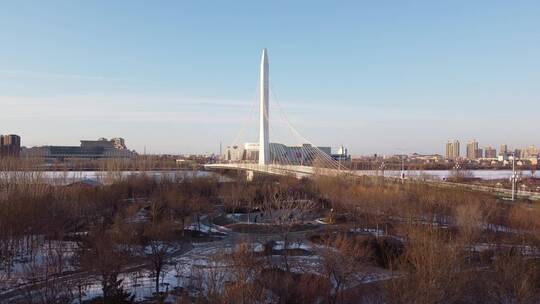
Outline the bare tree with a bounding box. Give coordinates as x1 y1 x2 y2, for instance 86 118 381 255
77 225 134 303
23 241 77 304
316 234 370 304
222 242 265 304
139 221 177 295
166 190 194 236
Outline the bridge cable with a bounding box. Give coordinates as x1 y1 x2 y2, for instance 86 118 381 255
269 86 342 170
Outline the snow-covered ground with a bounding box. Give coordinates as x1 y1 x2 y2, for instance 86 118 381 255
0 238 78 292
185 222 226 235
76 240 235 302
1 232 392 303
349 227 386 237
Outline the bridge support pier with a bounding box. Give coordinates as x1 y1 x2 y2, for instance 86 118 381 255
246 170 254 182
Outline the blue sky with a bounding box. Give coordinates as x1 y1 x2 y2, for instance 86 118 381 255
1 1 539 155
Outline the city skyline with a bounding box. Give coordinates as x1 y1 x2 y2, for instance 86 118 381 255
445 138 539 161
9 132 540 158
1 1 540 155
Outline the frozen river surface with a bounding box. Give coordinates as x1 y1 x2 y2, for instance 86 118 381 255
356 170 539 180
1 169 537 185
0 170 223 185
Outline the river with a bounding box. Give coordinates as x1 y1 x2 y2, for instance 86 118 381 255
355 169 539 180
0 169 537 185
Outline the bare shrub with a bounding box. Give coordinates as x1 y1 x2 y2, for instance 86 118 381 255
384 226 472 304
486 248 540 303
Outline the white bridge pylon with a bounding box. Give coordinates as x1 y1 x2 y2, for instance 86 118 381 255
206 49 345 178
259 48 270 165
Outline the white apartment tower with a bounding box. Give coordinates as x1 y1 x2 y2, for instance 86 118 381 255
445 139 460 160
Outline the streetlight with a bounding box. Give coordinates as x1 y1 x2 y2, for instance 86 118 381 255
451 162 461 181
394 148 408 182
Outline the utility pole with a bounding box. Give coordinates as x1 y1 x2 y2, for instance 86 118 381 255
511 152 517 201
400 155 405 183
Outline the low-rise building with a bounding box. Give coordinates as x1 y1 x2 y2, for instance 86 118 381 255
332 145 351 161
22 137 136 161
410 153 444 163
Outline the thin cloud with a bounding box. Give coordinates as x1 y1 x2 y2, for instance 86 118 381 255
0 69 130 82
0 94 254 124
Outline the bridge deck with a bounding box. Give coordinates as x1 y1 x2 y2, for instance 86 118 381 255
204 163 349 178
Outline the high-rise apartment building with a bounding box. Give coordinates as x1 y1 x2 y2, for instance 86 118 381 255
484 146 497 158
522 145 539 158
499 144 508 156
1 134 21 157
453 140 460 159
445 141 453 159
466 140 479 160
475 148 483 159
445 140 460 160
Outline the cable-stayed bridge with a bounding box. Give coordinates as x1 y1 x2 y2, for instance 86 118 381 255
202 50 540 201
205 49 348 179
